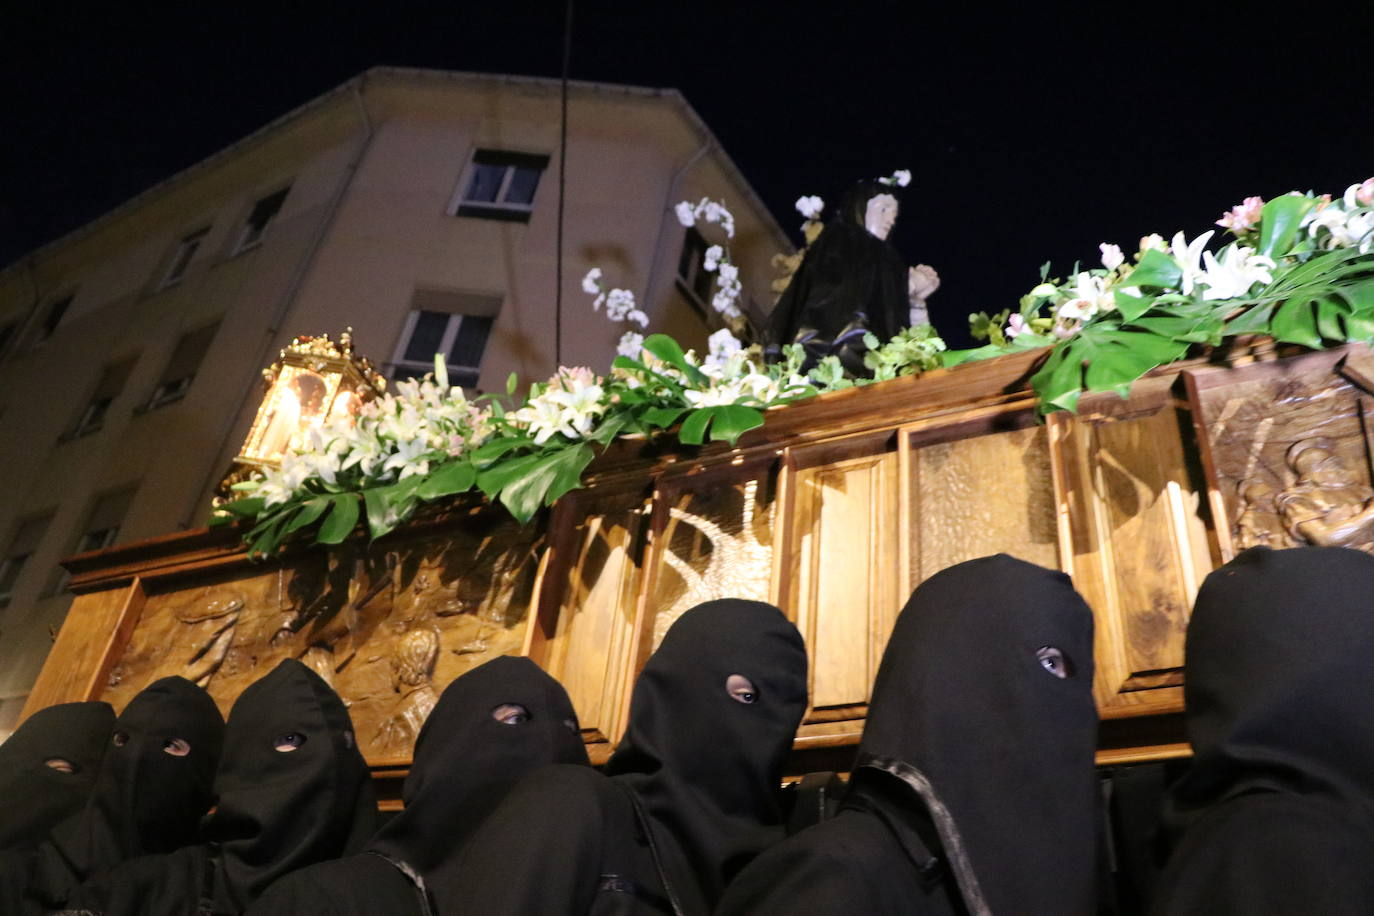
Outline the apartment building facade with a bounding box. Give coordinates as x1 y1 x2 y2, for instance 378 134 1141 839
0 67 789 736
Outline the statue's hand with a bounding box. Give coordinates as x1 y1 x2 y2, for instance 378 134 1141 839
908 264 940 300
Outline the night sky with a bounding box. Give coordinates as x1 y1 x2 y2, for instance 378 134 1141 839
3 2 1371 346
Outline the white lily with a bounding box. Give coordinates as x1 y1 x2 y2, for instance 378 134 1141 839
381 436 432 480
1169 230 1215 295
1198 245 1276 301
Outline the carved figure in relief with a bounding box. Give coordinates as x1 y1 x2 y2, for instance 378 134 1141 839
373 626 441 751
655 479 772 647
174 591 245 687
1276 438 1374 550
1234 479 1287 550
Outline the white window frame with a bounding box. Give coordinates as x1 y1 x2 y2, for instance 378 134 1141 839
233 187 290 255
447 150 548 219
390 311 492 388
159 227 210 289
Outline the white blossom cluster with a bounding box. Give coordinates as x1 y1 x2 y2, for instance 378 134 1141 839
247 376 494 507
877 169 912 188
1300 180 1374 254
509 366 607 446
582 267 649 359
675 197 736 238
794 195 825 220
674 197 743 324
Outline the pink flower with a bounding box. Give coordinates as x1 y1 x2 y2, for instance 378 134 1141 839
1358 179 1374 207
1314 193 1333 211
1217 196 1264 233
1005 313 1027 339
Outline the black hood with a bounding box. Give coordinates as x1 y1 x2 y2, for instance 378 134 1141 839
1166 546 1374 823
0 701 114 851
853 555 1098 915
374 654 590 912
47 677 224 881
607 599 809 915
204 658 376 912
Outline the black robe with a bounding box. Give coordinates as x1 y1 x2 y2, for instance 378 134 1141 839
764 180 910 373
449 599 809 916
0 701 114 852
247 655 591 916
1150 546 1374 915
8 677 223 913
67 658 377 916
718 555 1101 915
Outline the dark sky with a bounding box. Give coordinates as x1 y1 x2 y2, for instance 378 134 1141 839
3 2 1371 346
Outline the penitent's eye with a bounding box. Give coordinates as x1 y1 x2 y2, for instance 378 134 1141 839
112 731 129 748
726 674 758 705
44 758 77 774
274 732 308 752
1036 646 1074 679
491 703 530 725
162 738 191 757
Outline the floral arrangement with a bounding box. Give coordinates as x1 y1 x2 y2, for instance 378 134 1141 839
673 197 746 333
955 178 1374 411
216 179 1374 554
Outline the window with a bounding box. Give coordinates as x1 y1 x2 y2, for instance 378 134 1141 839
391 291 500 389
144 322 219 410
77 488 135 554
234 187 289 253
69 358 136 439
29 294 72 347
450 150 549 222
676 227 713 306
0 514 51 609
159 227 210 288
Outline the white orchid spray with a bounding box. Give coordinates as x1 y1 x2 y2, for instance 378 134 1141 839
674 196 746 331
582 267 650 358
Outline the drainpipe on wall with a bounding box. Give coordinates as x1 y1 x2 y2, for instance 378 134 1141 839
641 139 712 313
178 76 377 529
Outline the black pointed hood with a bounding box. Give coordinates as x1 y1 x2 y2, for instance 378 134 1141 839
0 701 114 852
373 654 590 912
204 658 376 912
607 599 809 915
1166 545 1374 822
853 555 1098 915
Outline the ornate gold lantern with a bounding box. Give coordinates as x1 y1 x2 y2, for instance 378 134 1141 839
219 329 385 496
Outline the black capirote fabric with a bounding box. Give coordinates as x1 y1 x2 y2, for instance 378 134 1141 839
0 701 115 852
719 554 1099 916
605 598 809 915
1151 546 1374 914
26 677 224 908
764 179 910 369
248 654 591 916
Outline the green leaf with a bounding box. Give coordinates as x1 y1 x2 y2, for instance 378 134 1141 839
1031 324 1189 413
470 436 531 468
1315 297 1348 342
284 497 331 534
1223 302 1277 335
641 406 688 429
476 453 547 499
497 444 595 523
219 497 266 518
246 514 290 559
418 460 477 500
317 494 361 544
1125 249 1183 290
1258 195 1316 258
705 404 764 445
678 407 715 445
506 372 518 396
588 412 632 447
1270 298 1322 348
1127 315 1223 344
641 334 708 386
362 486 397 540
1344 312 1374 343
1336 279 1374 314
1113 288 1157 322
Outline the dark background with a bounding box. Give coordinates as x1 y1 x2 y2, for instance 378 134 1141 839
3 2 1371 346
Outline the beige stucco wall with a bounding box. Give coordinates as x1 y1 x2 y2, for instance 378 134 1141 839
0 69 789 737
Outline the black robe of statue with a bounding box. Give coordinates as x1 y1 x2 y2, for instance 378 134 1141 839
67 658 377 916
246 655 591 916
764 180 910 373
718 555 1101 916
2 678 223 914
448 599 809 916
1149 546 1374 915
0 701 115 853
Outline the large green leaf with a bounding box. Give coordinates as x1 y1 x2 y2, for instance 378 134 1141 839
476 453 547 499
678 407 714 445
1223 302 1277 335
940 343 1016 368
317 494 361 544
706 404 765 444
1125 249 1183 290
1113 288 1157 322
1270 298 1322 348
641 406 689 429
418 460 477 500
219 497 266 518
641 334 708 386
1127 314 1224 344
497 443 595 523
469 436 531 468
283 497 331 534
1032 323 1189 411
1257 195 1315 259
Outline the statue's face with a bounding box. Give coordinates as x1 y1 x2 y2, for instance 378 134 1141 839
864 193 898 240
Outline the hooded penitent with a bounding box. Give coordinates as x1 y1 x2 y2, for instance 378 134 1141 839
764 179 910 372
853 554 1098 914
27 677 224 906
204 657 377 913
0 701 114 852
607 598 810 915
718 555 1098 916
1151 546 1374 914
247 655 592 916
